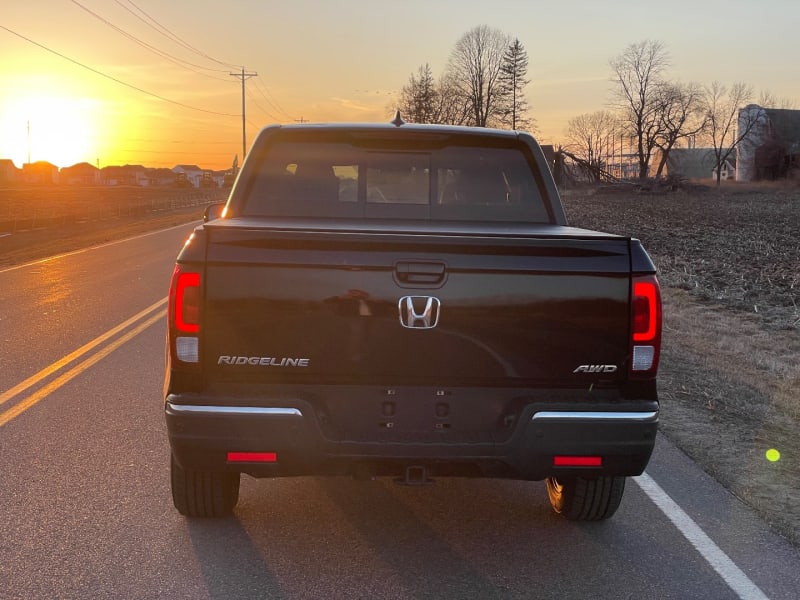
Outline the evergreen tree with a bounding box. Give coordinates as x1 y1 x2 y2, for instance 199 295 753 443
499 39 532 130
399 64 437 124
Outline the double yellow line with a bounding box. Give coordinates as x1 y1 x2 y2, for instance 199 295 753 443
0 298 167 428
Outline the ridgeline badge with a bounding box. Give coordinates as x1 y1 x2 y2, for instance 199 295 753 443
218 356 310 367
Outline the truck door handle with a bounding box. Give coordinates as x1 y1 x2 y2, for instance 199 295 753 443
395 261 446 286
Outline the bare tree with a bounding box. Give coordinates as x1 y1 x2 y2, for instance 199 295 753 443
398 65 471 126
499 38 532 131
565 111 619 181
447 25 511 127
758 90 797 109
610 40 670 179
703 81 758 186
433 71 471 126
653 82 708 177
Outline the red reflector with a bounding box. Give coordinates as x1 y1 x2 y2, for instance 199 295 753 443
632 281 658 342
227 452 277 463
554 456 603 467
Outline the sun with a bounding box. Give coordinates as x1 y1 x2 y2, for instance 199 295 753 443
0 92 100 168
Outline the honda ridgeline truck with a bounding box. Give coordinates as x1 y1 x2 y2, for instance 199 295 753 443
164 117 662 520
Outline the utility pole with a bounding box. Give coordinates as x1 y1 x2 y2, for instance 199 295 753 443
230 67 257 162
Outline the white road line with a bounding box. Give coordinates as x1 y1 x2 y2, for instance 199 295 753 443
635 473 769 600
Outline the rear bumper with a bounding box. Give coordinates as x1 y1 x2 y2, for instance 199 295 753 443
165 393 658 480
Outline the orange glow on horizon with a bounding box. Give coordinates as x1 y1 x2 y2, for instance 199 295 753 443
0 73 247 170
0 91 102 169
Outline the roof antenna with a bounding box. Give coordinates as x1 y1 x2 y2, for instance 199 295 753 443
391 110 405 127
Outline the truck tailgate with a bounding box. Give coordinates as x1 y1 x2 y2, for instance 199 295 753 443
201 221 632 388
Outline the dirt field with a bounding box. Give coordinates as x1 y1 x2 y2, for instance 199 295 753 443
563 182 799 546
1 183 798 545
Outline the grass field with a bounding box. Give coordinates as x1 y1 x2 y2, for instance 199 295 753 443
2 182 798 545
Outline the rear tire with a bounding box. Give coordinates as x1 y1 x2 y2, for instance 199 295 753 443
546 475 625 521
170 455 240 517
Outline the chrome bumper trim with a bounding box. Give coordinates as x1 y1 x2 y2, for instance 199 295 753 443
532 411 658 422
167 403 303 417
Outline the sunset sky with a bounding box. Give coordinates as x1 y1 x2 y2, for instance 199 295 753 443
2 0 799 170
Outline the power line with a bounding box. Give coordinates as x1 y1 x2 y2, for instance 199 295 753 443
246 87 282 122
0 24 239 118
69 0 233 82
81 0 292 126
124 138 236 145
117 148 237 156
253 78 293 120
122 0 240 70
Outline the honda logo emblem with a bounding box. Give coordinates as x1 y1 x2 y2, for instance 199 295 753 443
398 296 441 329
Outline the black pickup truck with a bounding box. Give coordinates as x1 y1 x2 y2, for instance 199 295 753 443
164 118 662 520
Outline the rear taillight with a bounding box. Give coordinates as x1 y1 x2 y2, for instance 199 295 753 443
169 265 201 363
630 275 662 376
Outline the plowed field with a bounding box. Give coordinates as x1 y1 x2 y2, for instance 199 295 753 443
563 182 799 545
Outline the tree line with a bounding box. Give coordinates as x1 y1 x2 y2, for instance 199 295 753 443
398 25 532 131
398 32 795 186
568 40 794 185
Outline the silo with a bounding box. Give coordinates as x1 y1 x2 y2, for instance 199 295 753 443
736 104 769 181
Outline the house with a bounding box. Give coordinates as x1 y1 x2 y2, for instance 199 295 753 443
22 161 59 184
100 164 147 186
144 167 178 186
737 105 800 181
667 148 735 181
0 159 22 184
61 162 100 185
172 165 205 188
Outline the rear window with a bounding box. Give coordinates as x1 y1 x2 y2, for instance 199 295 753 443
237 131 551 223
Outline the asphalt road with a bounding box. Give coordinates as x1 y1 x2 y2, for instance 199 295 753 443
1 224 798 599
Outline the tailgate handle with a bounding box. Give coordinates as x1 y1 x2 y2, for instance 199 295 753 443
395 261 446 285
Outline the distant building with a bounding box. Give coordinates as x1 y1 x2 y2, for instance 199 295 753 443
540 145 555 174
713 157 736 181
737 105 800 181
100 164 147 186
173 165 205 188
0 159 22 184
145 167 178 186
61 162 100 185
667 148 735 181
23 161 59 184
1 160 225 187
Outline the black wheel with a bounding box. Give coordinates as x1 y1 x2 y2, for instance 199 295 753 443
170 455 240 517
546 475 626 521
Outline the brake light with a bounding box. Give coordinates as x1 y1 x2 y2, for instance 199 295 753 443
169 265 201 363
175 272 200 333
630 275 662 374
633 282 658 341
